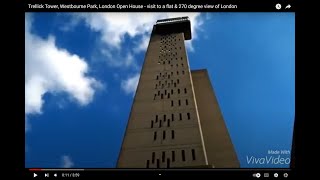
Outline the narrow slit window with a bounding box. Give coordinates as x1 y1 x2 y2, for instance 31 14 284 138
186 99 188 105
171 89 173 94
177 79 179 84
158 91 160 96
151 120 154 128
162 84 164 88
179 113 182 120
157 159 160 168
168 75 170 79
159 120 162 128
174 83 176 87
171 100 173 106
154 94 156 100
146 160 149 168
171 72 173 76
179 100 181 106
163 131 166 140
165 90 167 95
164 114 166 122
154 132 157 141
171 130 174 139
156 115 158 122
177 71 179 75
181 63 184 67
181 57 183 60
182 70 185 75
167 158 170 168
168 120 170 127
156 75 159 80
172 114 174 121
161 94 163 99
184 88 187 94
168 93 170 98
152 152 155 163
172 151 175 162
162 151 165 162
187 113 190 120
178 89 180 94
192 149 196 160
156 84 157 89
182 150 185 161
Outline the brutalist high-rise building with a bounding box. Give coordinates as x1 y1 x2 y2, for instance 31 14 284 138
117 17 239 168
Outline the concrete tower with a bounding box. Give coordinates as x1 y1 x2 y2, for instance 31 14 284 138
117 17 239 168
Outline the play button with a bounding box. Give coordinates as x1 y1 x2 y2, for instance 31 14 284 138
33 173 37 178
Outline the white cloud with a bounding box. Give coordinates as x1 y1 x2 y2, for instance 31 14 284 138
121 74 140 95
70 13 203 52
25 14 101 116
61 155 74 168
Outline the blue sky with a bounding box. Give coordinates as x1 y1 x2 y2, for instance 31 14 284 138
25 13 295 168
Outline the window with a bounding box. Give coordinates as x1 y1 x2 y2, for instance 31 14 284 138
171 130 175 139
192 149 196 160
167 159 170 168
171 100 173 106
172 114 174 121
151 120 154 128
177 71 179 75
159 120 162 128
168 119 170 127
182 63 184 67
171 89 173 94
187 113 190 120
160 73 162 76
168 60 170 64
156 75 158 80
186 99 188 105
172 151 175 162
182 150 185 161
179 113 182 120
155 84 157 89
168 75 170 79
163 131 166 140
162 84 164 88
171 72 173 76
177 79 179 84
178 89 180 94
152 152 155 163
182 70 185 75
161 94 163 99
181 57 183 60
168 94 170 98
184 88 187 94
162 151 165 162
164 114 166 122
146 160 149 168
154 132 157 141
157 159 160 168
154 94 156 100
165 90 167 95
179 100 181 106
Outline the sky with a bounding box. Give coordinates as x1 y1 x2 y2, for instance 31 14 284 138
25 13 295 168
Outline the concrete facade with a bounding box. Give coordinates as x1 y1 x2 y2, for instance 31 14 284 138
117 17 239 168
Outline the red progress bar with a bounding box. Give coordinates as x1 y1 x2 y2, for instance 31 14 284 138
29 169 42 171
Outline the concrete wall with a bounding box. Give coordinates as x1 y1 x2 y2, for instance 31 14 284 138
191 69 240 168
117 29 207 168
